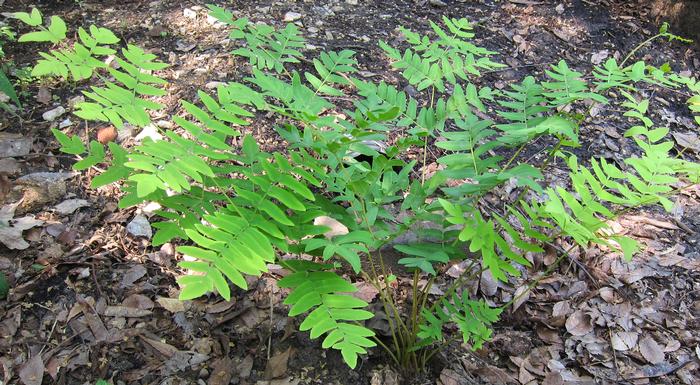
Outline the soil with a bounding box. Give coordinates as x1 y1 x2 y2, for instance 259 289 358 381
1 1 700 385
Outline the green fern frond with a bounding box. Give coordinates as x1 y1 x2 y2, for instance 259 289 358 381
278 271 375 369
419 294 500 349
305 50 357 96
543 60 607 105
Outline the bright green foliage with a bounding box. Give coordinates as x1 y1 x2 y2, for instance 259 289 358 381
0 70 19 107
381 16 504 92
32 25 118 80
14 8 66 44
305 50 357 96
17 15 167 128
543 60 608 106
31 5 699 371
208 5 305 74
0 25 19 108
278 271 376 369
419 294 501 349
74 45 167 128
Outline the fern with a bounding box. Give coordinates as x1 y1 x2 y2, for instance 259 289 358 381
14 8 67 44
382 16 504 92
305 50 358 96
74 45 168 128
34 6 700 372
278 270 375 369
418 294 500 350
210 7 305 74
542 60 607 106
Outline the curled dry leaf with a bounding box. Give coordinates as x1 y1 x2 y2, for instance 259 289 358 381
611 331 638 351
565 310 593 336
639 336 664 364
0 203 44 250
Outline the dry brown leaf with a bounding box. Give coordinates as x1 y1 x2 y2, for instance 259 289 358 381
208 357 233 385
673 132 700 152
36 87 52 104
120 265 147 287
19 355 44 385
511 285 530 313
237 354 254 378
639 336 664 364
206 300 235 314
141 336 179 358
565 311 593 336
313 215 349 238
437 368 461 385
122 294 155 310
103 305 152 317
157 297 186 313
542 372 563 385
519 365 536 384
480 270 498 296
352 281 379 302
264 347 292 380
611 331 638 351
0 203 44 250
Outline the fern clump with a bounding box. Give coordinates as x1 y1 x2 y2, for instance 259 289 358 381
14 5 700 372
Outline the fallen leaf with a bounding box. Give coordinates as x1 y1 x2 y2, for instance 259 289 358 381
141 336 179 358
264 347 292 380
639 336 664 364
103 306 152 317
19 355 44 385
53 199 90 215
565 310 593 336
673 132 700 153
120 265 147 287
208 357 233 385
611 331 638 351
352 281 379 302
157 297 186 313
36 87 52 104
122 294 155 310
591 49 609 65
542 372 563 385
480 269 499 296
511 285 530 313
437 368 461 385
238 354 254 378
313 216 349 238
0 203 44 250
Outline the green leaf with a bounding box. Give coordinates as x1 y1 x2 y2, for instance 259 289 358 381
14 8 43 27
0 70 20 107
52 129 86 155
614 236 639 262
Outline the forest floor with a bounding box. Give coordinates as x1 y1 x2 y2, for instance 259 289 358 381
1 0 700 384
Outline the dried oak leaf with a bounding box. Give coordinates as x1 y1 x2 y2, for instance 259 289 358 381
0 203 43 250
639 336 664 364
611 331 638 351
565 310 593 336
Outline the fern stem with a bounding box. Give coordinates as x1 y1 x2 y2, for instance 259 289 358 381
621 33 664 67
420 86 436 185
